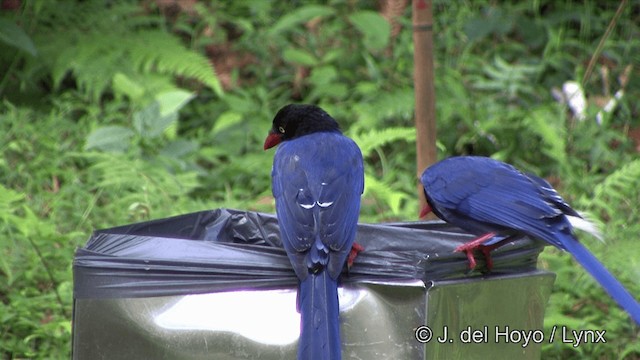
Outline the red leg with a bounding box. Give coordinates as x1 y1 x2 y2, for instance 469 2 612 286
463 248 477 269
454 232 497 253
478 237 515 270
454 232 496 269
480 246 494 270
419 204 432 218
347 242 364 270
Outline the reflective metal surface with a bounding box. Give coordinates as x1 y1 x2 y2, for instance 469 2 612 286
73 281 425 359
425 270 555 359
73 271 554 359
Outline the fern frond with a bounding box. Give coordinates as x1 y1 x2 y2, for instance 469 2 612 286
52 32 127 100
593 159 640 201
523 106 567 165
349 127 415 157
30 2 221 101
349 88 414 129
129 31 222 96
86 152 199 217
0 183 25 220
587 159 640 221
363 173 410 215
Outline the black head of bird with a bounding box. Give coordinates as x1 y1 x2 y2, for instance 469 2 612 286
263 104 341 150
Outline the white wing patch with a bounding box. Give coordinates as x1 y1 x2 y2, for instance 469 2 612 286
296 182 334 209
317 201 333 208
297 201 334 209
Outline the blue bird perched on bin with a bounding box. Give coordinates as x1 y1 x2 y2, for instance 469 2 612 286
264 104 364 360
420 156 640 324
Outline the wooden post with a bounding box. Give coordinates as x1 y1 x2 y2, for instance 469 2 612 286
412 0 437 216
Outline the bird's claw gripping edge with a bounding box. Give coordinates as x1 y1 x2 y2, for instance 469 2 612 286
454 232 497 270
347 242 364 271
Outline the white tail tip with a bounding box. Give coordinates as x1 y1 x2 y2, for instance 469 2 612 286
568 215 604 242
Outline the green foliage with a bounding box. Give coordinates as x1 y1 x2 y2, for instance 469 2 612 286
0 110 76 358
1 0 639 358
85 90 196 153
0 18 37 56
351 127 415 158
86 152 202 220
585 158 640 226
1 1 221 103
269 5 335 35
348 11 391 51
540 242 640 358
351 127 416 218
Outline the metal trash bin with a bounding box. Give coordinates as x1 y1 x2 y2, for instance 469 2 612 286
72 208 554 359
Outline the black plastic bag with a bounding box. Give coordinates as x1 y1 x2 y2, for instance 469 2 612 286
74 208 543 299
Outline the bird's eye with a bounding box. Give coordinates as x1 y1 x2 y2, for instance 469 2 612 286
278 126 285 133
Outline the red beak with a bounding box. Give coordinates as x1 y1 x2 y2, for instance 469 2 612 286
419 203 432 218
263 132 282 150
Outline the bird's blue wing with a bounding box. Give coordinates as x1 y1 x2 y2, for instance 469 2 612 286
524 173 581 218
272 132 364 280
422 156 569 248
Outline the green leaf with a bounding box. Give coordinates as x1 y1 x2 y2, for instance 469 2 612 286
308 66 338 87
0 183 24 216
133 101 177 139
212 111 243 135
348 11 391 50
525 106 566 164
350 127 416 157
155 89 195 116
131 30 223 96
463 17 494 42
112 72 145 100
364 174 407 214
159 139 199 158
85 126 134 152
320 49 344 63
307 83 348 101
0 19 37 56
282 48 318 66
515 16 546 49
589 159 640 220
463 7 513 42
269 5 334 34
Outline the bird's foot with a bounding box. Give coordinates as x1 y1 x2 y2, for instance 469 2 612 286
479 245 495 270
478 236 517 270
419 203 432 218
459 248 478 269
347 242 364 271
454 232 496 270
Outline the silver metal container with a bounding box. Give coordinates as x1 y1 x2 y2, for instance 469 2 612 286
72 209 553 359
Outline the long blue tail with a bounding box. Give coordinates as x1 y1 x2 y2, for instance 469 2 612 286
298 270 341 360
560 234 640 324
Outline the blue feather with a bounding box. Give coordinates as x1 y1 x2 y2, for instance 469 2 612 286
559 232 640 324
273 132 363 280
271 118 363 360
298 270 340 360
421 156 640 324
